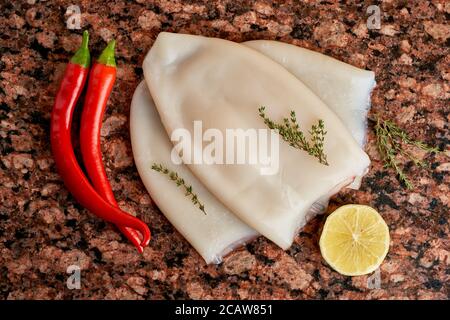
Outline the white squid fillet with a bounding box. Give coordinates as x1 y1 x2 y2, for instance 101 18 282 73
244 40 376 148
243 41 375 189
130 81 258 264
143 32 371 250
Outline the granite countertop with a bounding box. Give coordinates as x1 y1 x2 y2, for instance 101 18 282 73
0 0 448 300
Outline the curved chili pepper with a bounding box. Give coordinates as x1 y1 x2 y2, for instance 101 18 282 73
80 40 145 252
50 31 150 248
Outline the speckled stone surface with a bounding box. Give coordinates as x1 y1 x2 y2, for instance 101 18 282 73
0 0 449 300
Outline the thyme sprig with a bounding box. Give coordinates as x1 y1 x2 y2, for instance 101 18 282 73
151 163 206 214
374 116 440 189
258 106 328 165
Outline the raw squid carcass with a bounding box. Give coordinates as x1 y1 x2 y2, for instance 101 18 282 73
130 81 258 264
244 40 376 148
143 32 371 250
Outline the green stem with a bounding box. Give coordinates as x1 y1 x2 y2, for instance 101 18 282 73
70 30 90 68
97 39 116 67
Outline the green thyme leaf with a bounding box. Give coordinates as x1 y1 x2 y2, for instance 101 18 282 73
151 163 206 215
258 106 328 165
373 116 441 190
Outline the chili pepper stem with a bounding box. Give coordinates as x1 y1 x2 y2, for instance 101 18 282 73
97 40 116 67
70 30 91 68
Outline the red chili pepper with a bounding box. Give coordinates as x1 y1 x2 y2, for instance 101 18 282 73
80 40 145 252
50 31 150 248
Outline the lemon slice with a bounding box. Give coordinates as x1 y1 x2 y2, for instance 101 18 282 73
319 204 390 276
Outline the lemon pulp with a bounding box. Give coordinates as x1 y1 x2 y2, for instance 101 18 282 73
319 204 390 276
